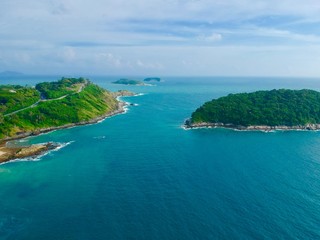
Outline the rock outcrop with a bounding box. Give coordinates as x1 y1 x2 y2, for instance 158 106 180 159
184 119 320 131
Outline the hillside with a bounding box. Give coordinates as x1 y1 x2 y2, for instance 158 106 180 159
187 89 320 130
0 85 40 115
0 78 119 140
36 77 87 99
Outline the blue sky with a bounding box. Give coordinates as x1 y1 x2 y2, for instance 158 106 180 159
1 0 320 76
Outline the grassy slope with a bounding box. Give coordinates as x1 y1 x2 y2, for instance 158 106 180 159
0 86 40 114
0 82 118 139
35 77 87 99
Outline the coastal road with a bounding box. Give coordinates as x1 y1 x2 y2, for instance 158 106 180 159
4 100 41 117
4 82 87 117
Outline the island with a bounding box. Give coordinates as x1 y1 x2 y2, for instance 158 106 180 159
185 89 320 131
0 77 133 163
144 77 161 82
112 78 147 86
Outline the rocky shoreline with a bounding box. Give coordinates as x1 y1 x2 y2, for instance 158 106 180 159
0 91 134 164
0 142 59 164
184 119 320 131
2 101 127 143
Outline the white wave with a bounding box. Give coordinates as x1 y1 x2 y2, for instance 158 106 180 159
96 108 129 124
123 105 129 113
134 93 146 96
118 93 145 99
181 125 191 130
0 141 75 165
51 141 74 153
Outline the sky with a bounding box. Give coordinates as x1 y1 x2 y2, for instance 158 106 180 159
1 0 320 77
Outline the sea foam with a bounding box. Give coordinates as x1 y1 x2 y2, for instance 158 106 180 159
0 141 75 165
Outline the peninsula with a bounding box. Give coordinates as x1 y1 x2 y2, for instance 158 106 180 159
0 77 133 163
185 89 320 131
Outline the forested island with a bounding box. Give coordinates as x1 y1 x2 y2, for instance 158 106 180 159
185 89 320 131
0 77 132 163
144 77 161 82
112 78 147 86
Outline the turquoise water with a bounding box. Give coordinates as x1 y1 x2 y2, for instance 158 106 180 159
1 76 320 239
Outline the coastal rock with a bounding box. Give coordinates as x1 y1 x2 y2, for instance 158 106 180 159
0 142 59 163
113 90 136 97
14 142 57 158
184 119 320 131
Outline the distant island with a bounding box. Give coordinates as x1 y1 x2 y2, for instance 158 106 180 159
112 79 148 86
185 89 320 131
144 77 161 82
0 77 133 163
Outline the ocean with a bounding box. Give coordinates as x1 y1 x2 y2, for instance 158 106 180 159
1 76 320 239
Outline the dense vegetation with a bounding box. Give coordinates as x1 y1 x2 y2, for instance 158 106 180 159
36 77 87 99
144 77 161 82
0 85 40 115
191 89 320 127
112 79 145 85
0 79 118 139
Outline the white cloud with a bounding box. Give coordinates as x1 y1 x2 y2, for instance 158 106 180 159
197 33 223 42
136 60 164 69
58 47 76 62
1 0 320 76
95 52 164 70
95 53 124 68
254 27 320 42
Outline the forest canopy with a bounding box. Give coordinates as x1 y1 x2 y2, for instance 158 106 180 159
190 89 320 127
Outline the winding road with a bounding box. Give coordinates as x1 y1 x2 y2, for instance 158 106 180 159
4 81 87 117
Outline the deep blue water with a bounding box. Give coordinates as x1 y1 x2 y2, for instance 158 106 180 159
1 76 320 239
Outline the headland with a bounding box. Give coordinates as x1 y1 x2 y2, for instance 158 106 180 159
0 78 135 163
